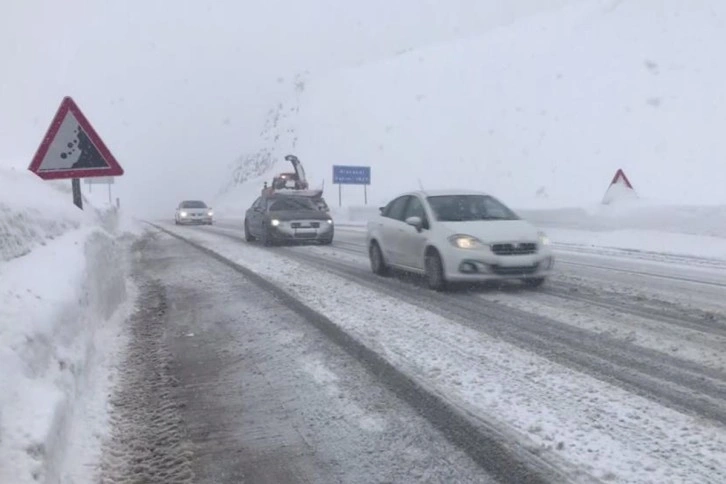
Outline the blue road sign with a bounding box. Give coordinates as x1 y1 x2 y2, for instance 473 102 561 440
333 165 371 185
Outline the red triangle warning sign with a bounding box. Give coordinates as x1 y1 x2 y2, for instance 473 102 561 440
603 168 637 204
28 97 124 180
610 169 633 189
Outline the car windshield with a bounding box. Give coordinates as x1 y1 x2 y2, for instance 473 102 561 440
426 195 519 222
268 197 316 211
181 201 207 209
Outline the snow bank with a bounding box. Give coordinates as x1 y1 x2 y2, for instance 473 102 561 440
0 170 138 483
518 203 726 239
0 169 92 262
223 0 726 209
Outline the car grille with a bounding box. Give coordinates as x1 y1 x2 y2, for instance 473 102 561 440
491 242 538 256
291 222 320 228
491 264 539 275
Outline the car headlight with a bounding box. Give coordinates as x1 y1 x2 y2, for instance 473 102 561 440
270 219 280 227
180 211 188 217
208 211 214 216
448 234 484 249
538 231 551 246
326 219 333 224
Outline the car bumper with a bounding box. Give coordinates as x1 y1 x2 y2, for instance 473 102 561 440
442 248 554 282
178 216 213 224
269 221 334 242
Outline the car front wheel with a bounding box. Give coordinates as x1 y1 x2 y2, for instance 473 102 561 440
425 250 447 291
369 242 389 276
244 219 255 241
260 226 274 246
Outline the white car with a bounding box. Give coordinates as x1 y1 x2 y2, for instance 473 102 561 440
366 190 554 290
175 200 214 225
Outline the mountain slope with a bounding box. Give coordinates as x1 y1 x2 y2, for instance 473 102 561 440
219 0 726 210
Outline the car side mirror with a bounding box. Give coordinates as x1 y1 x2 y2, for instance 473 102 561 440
405 216 423 232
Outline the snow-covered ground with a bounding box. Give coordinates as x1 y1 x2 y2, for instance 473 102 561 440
0 169 139 484
161 222 726 483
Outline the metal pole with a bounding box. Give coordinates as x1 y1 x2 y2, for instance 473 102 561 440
338 183 342 207
364 184 368 205
72 178 83 210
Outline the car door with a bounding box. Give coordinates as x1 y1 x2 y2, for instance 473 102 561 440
397 195 431 270
377 196 411 266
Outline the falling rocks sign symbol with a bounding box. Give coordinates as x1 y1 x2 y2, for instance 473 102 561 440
28 96 124 180
62 125 106 169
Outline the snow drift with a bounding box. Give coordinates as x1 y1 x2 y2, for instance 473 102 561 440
0 169 89 262
218 0 726 210
0 169 138 483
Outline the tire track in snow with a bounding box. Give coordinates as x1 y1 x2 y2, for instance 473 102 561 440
99 273 194 484
321 229 726 338
543 282 726 338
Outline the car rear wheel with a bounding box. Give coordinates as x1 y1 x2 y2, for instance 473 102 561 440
425 250 447 291
369 242 389 276
244 219 255 241
523 277 546 288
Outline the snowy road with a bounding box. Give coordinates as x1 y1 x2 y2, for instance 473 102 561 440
142 219 726 483
101 230 501 484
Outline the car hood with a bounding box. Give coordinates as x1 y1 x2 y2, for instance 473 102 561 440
438 219 539 243
269 210 331 221
179 208 209 214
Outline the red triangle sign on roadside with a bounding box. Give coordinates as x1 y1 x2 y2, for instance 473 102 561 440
609 168 633 189
602 168 637 204
28 96 124 180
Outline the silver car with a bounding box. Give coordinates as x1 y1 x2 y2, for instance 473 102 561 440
244 194 334 246
175 200 214 225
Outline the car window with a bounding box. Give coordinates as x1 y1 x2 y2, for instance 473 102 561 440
268 197 316 211
384 196 410 221
181 201 207 209
403 196 430 229
426 195 519 221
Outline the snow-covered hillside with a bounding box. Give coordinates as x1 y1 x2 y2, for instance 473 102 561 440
218 0 726 211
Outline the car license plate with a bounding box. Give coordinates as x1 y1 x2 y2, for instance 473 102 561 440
294 230 317 239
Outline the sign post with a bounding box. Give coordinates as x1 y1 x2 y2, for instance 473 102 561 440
72 178 82 209
332 165 371 207
28 96 124 210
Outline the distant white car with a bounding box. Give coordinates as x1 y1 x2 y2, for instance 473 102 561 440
366 190 554 290
175 200 214 225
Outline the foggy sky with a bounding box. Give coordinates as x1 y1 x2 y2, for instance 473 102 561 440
1 0 579 216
